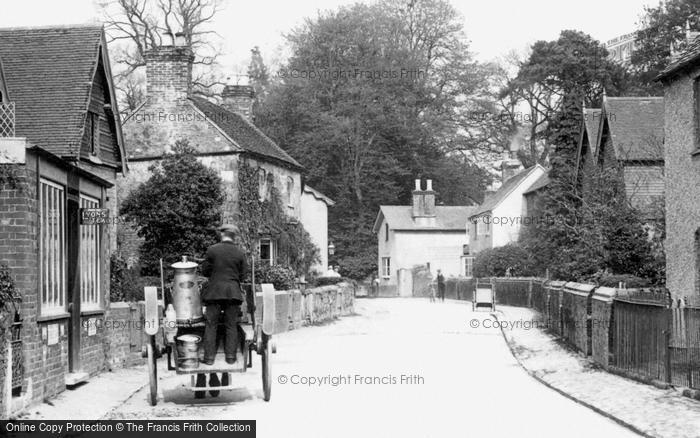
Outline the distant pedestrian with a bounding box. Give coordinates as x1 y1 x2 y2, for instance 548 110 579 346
428 283 436 303
437 270 445 302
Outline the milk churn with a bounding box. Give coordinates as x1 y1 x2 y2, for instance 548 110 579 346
171 256 204 324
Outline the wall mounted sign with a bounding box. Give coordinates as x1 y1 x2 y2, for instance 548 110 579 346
80 208 109 225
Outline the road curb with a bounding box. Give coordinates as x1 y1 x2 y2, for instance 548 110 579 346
492 311 655 438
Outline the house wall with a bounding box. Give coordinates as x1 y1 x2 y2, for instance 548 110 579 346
300 191 328 274
376 217 395 294
80 56 120 167
469 213 493 254
470 167 545 255
0 150 115 409
378 227 467 290
663 69 700 301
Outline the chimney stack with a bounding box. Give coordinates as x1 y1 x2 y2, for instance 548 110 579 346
412 179 436 226
222 84 255 120
144 35 194 106
501 151 523 184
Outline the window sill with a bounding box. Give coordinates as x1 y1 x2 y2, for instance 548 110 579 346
37 312 70 322
87 154 103 165
81 309 105 316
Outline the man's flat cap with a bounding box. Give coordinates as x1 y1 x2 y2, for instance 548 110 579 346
218 224 240 234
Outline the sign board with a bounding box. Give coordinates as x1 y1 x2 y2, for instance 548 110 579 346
87 318 97 336
80 208 110 225
47 324 59 345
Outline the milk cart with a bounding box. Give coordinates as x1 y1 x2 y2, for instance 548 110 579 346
142 256 276 406
472 279 495 311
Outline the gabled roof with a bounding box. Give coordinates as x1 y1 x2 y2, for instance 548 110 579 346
523 172 550 196
656 35 700 81
190 96 302 170
470 165 544 217
303 185 335 206
373 206 475 232
599 97 664 162
0 24 126 172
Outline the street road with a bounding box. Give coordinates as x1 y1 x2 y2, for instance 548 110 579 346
108 299 640 438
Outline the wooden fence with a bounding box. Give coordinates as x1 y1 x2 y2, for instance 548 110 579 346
478 278 700 391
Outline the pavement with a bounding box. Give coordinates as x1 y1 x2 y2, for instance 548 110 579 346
14 299 662 438
495 305 700 438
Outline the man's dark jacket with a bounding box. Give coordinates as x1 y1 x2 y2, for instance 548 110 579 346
200 241 249 302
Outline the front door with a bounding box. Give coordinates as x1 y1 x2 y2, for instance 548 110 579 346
66 195 81 372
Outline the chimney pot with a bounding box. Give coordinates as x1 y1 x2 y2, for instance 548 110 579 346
414 179 421 191
174 32 186 47
426 179 433 191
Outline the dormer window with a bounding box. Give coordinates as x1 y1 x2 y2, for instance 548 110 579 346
87 112 100 156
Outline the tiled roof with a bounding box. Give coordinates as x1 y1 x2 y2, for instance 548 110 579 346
0 25 105 157
523 172 550 195
190 96 302 169
471 165 542 217
604 97 664 161
657 35 700 80
374 206 475 232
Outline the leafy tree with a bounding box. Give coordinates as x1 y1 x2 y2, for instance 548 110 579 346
120 141 225 275
632 0 700 93
247 46 270 116
256 0 491 279
502 31 631 162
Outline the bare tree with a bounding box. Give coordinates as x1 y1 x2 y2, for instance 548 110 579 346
98 0 226 110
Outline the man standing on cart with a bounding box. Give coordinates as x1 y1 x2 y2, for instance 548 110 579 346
200 224 249 365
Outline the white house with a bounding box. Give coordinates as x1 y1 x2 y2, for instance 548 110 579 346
468 160 546 255
373 179 475 296
300 185 335 274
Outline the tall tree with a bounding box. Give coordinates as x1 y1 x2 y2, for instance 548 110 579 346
98 0 225 112
632 0 700 93
256 0 491 279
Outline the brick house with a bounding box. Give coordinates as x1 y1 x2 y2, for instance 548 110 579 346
118 35 304 265
591 96 665 220
656 38 700 303
0 25 126 410
373 179 475 296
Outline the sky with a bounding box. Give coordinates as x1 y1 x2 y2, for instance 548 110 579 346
0 0 656 71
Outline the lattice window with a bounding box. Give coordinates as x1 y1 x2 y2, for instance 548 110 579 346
80 195 101 310
0 101 15 137
381 257 391 278
40 179 66 316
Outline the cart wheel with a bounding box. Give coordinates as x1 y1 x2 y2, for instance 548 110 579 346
147 335 158 406
261 333 272 402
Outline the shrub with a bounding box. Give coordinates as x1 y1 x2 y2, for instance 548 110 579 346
120 141 225 276
584 271 651 288
248 263 297 290
110 254 160 302
311 276 345 287
473 244 535 278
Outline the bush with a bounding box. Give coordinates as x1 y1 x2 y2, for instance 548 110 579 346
584 271 651 288
248 263 297 290
311 276 345 287
110 254 160 302
473 244 535 278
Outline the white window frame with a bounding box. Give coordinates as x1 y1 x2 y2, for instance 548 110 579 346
463 256 475 278
381 257 391 278
80 194 102 311
40 178 66 316
259 238 276 266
